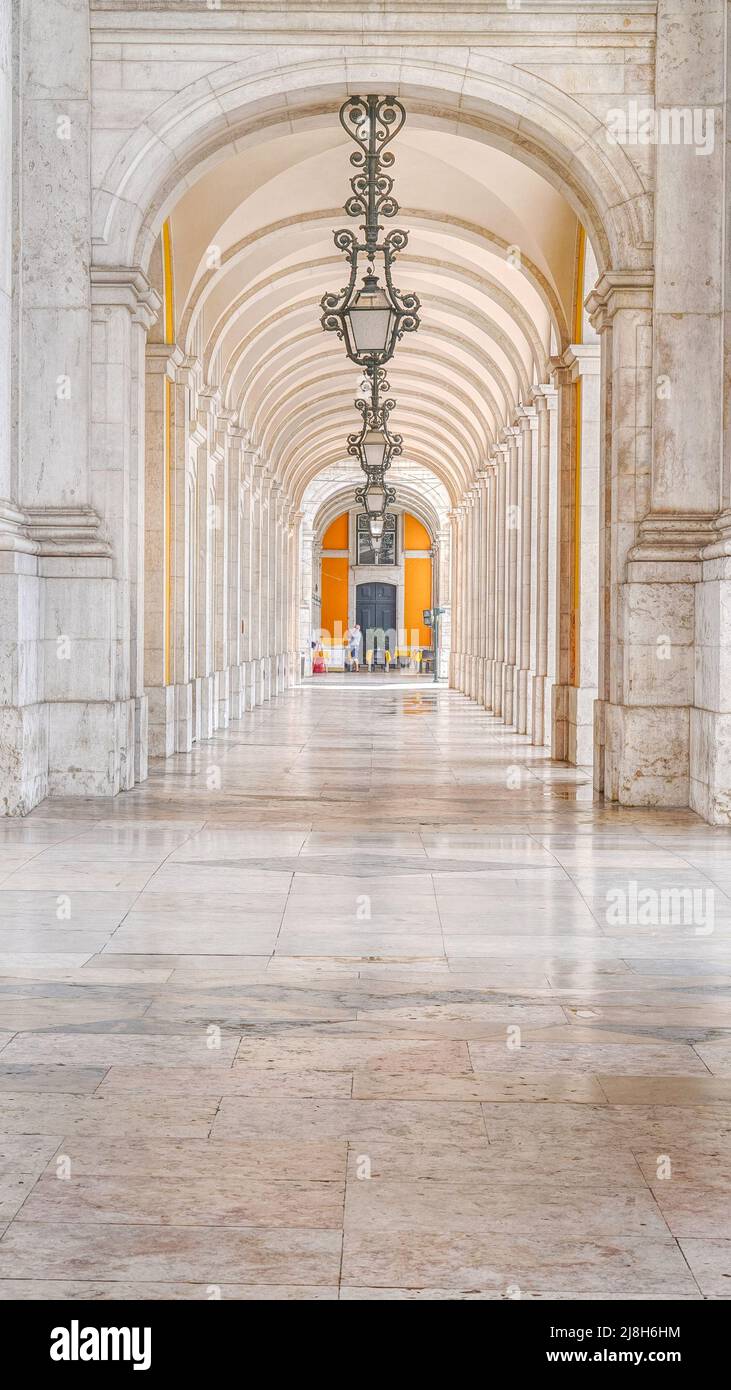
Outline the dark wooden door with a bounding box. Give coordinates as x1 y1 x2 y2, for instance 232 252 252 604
356 582 397 665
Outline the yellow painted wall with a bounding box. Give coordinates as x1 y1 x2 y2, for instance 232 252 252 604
404 512 430 549
320 556 349 642
404 557 432 647
322 512 348 550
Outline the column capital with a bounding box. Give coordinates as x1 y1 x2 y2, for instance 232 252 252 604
146 341 184 379
528 383 557 412
556 342 601 381
91 265 162 331
585 269 654 333
515 403 538 430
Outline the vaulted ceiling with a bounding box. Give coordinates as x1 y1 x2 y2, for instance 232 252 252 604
167 114 582 508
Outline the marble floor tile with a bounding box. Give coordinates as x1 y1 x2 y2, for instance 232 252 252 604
467 1042 708 1075
0 862 160 892
0 1135 64 1225
0 1033 242 1067
0 1222 342 1286
340 1231 697 1296
344 1179 668 1238
19 1173 345 1229
212 1097 488 1144
233 1037 471 1071
0 1093 220 1139
676 1239 731 1297
2 681 730 1300
0 1065 107 1094
0 1280 339 1300
351 1072 606 1103
47 1136 346 1182
597 1075 731 1106
98 1067 352 1098
343 1141 646 1186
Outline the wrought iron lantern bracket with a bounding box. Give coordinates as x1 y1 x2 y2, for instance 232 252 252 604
320 94 421 365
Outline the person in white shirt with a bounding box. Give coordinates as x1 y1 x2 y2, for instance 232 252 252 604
347 623 362 672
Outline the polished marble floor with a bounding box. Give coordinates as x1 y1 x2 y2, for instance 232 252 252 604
1 676 731 1299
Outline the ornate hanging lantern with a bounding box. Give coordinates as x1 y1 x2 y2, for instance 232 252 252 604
321 94 421 367
347 363 402 475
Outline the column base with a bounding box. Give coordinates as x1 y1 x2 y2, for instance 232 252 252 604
603 701 689 807
553 683 596 766
47 697 136 797
568 685 597 767
0 704 49 816
531 673 545 746
492 661 504 717
516 668 530 735
134 695 148 784
483 659 494 710
230 664 245 719
192 677 202 743
690 707 731 824
502 663 515 727
147 684 175 759
198 675 216 741
243 661 257 710
146 682 193 757
215 668 230 730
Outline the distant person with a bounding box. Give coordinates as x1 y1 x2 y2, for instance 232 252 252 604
348 623 362 672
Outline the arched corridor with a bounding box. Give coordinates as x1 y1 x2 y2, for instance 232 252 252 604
2 0 731 1307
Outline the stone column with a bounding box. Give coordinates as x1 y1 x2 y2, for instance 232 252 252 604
144 340 180 758
579 2 728 816
240 448 256 710
530 386 553 745
266 478 278 699
466 487 479 698
299 516 314 676
484 462 497 709
516 407 536 735
449 508 462 689
492 442 508 717
463 500 472 693
290 511 304 684
550 345 601 767
249 460 265 706
502 427 520 727
257 470 272 704
227 426 245 720
0 0 93 810
587 274 656 800
476 471 489 706
572 341 603 767
194 393 218 740
209 406 229 732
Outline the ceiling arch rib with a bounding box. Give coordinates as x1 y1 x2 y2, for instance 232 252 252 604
218 298 525 460
222 309 517 454
197 252 545 393
252 358 497 459
251 364 494 467
254 378 487 476
311 483 448 547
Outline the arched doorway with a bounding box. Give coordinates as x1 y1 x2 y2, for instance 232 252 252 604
356 583 397 667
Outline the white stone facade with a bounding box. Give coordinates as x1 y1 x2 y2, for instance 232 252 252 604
2 1 731 823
